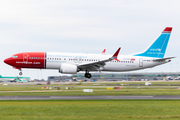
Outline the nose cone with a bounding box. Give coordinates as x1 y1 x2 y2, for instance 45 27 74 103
4 58 11 65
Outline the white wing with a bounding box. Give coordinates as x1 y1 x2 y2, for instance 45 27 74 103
78 48 121 71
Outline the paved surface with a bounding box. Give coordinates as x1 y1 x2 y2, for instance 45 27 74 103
0 95 180 100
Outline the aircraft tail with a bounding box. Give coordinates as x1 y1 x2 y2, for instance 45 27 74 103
134 27 172 58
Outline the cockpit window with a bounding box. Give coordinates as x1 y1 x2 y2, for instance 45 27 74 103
11 56 18 58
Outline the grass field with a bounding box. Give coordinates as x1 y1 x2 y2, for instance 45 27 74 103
0 81 179 96
1 82 180 96
1 88 180 96
0 100 180 120
0 82 180 120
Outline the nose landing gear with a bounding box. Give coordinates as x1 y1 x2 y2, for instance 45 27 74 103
19 71 23 76
13 67 22 76
18 68 22 76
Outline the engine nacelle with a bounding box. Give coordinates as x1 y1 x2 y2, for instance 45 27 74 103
59 63 77 74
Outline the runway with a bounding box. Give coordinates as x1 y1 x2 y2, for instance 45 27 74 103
0 95 180 100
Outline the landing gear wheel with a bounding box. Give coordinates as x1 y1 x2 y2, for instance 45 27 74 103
85 73 91 78
85 73 88 78
19 72 23 76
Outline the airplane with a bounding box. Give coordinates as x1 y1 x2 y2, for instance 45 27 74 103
4 27 174 78
0 75 29 82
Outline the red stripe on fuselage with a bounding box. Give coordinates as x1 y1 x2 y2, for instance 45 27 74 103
7 52 45 69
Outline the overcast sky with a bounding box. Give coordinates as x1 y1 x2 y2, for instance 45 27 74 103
0 0 180 80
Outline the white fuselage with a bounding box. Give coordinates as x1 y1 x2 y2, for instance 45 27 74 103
46 52 169 72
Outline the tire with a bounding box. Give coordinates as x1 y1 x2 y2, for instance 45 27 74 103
84 73 92 78
19 72 23 76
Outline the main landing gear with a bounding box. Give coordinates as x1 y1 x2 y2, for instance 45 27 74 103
84 71 91 78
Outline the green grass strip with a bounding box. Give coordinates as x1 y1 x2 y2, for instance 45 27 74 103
0 100 180 120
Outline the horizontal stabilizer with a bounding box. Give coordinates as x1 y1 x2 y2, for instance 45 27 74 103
153 57 175 62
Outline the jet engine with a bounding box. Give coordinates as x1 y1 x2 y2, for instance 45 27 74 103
59 63 78 74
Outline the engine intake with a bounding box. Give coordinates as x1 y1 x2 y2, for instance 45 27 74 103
59 63 77 74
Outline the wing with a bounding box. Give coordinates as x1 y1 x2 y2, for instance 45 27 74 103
78 48 121 71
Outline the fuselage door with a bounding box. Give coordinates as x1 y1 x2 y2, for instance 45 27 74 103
23 53 28 62
139 58 143 67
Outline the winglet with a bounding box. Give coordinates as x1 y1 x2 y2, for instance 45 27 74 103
102 49 106 53
112 47 121 61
